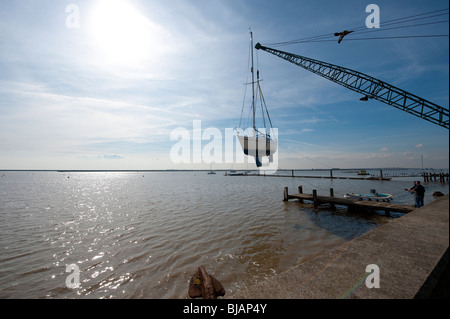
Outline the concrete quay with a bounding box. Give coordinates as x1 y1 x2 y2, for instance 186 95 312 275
230 194 449 299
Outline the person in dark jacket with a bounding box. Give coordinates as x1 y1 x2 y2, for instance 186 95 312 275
407 181 425 208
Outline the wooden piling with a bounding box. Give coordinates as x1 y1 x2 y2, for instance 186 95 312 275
312 189 318 208
423 172 449 183
329 188 335 209
298 186 304 203
283 187 289 202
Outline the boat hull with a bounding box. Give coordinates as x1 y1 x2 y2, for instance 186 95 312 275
237 135 277 167
344 193 393 202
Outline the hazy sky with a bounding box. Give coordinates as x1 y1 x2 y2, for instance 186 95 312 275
0 0 448 170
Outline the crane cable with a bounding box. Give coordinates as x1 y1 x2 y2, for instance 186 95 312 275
265 8 449 47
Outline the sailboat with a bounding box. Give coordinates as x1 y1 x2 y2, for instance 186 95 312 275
236 32 277 167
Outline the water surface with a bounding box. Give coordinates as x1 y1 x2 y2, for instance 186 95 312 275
0 170 447 298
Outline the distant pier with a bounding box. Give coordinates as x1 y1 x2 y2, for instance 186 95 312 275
283 186 414 216
239 169 392 181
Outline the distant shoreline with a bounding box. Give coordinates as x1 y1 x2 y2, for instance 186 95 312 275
0 168 448 173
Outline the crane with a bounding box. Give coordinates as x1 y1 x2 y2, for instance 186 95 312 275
255 43 449 130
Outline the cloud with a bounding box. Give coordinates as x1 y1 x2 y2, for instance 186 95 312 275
103 154 124 160
78 154 124 160
416 144 424 148
380 147 389 152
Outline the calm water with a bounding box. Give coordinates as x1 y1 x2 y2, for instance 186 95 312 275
0 170 448 299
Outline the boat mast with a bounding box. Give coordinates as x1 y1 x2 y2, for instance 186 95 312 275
250 31 256 132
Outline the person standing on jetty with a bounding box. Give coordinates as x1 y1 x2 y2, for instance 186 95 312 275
407 181 425 208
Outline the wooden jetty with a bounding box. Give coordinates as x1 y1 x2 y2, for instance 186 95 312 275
283 186 415 216
257 169 391 181
423 172 449 183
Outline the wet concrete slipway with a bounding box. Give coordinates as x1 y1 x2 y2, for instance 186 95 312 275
230 194 449 299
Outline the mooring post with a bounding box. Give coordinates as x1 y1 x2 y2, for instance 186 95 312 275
329 188 335 209
312 189 318 208
292 170 294 177
298 185 304 203
379 169 383 181
283 187 289 202
330 169 333 179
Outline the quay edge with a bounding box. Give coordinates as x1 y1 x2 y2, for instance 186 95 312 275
229 194 449 299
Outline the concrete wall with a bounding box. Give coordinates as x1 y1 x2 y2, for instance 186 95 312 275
230 195 449 299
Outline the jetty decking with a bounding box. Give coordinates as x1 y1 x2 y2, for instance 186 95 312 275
283 186 414 216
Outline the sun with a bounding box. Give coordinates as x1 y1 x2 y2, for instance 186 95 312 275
88 0 163 67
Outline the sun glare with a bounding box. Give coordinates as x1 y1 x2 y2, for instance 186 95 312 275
88 0 165 67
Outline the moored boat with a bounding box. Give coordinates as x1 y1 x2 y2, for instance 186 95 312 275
344 189 393 202
225 170 245 176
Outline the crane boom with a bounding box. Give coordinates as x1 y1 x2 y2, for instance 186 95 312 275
255 43 449 130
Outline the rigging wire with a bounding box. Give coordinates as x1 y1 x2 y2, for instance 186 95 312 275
265 7 449 47
279 143 335 170
238 37 252 129
287 34 448 44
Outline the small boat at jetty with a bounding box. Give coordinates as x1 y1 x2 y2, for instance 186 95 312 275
344 189 393 202
357 170 369 175
225 170 245 176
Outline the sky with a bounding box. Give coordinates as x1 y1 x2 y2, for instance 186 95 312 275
0 0 448 170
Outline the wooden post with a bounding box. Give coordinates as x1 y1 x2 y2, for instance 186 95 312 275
329 188 335 209
298 186 304 203
292 170 294 177
379 169 383 181
312 189 318 208
330 169 333 179
283 187 289 202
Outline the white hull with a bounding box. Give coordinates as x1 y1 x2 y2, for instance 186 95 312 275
237 134 277 167
344 193 393 202
237 135 277 156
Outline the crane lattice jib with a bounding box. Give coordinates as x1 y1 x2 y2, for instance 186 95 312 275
255 43 449 130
